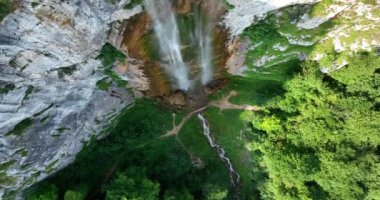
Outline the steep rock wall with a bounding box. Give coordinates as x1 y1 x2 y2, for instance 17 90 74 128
0 0 141 197
224 0 320 36
0 0 356 197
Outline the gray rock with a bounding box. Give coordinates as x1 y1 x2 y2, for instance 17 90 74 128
0 0 141 197
223 0 320 36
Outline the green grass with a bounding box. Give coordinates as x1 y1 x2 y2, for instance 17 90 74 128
204 108 258 197
96 78 111 91
0 83 15 95
242 4 336 69
211 60 300 106
31 2 39 8
359 0 378 4
277 6 335 40
309 0 335 18
15 149 28 157
142 33 160 61
46 160 59 174
0 172 16 186
23 85 34 101
104 68 128 87
0 160 15 172
56 127 68 134
222 0 235 10
124 0 143 9
178 116 231 187
97 43 129 89
202 58 303 198
97 43 125 68
6 118 33 136
178 116 210 158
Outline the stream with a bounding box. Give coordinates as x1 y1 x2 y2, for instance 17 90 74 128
197 113 241 196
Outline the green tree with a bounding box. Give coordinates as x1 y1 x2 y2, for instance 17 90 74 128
103 172 159 200
203 184 228 200
248 52 380 199
164 188 193 200
25 184 58 200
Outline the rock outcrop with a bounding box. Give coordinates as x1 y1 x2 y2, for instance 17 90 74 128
224 0 320 36
0 0 141 197
1 0 376 198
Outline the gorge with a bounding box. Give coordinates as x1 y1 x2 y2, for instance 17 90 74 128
1 0 380 199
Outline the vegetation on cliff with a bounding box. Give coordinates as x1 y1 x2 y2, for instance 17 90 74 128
0 0 13 21
25 100 232 199
22 1 380 200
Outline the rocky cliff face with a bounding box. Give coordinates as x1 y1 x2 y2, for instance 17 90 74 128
224 0 320 36
0 0 141 197
1 0 376 198
225 0 380 75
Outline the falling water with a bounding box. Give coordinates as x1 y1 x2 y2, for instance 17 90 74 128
144 0 214 91
195 11 213 85
144 0 191 90
197 114 241 191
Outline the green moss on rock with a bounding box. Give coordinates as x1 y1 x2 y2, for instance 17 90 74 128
58 65 77 78
0 160 15 172
0 83 15 95
96 78 112 91
6 118 33 136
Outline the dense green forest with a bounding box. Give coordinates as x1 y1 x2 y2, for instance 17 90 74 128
24 100 232 200
24 48 380 200
21 1 380 200
247 52 380 199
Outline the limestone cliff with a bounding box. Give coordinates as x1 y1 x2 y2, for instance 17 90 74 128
1 0 376 198
0 0 141 197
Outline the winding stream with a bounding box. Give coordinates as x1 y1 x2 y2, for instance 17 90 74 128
197 114 241 194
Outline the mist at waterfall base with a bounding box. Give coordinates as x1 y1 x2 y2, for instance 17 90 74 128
144 0 214 91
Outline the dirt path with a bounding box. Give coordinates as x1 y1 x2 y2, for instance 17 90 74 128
162 90 260 138
161 106 208 137
209 90 260 111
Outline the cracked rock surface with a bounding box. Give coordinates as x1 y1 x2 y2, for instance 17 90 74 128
0 0 141 197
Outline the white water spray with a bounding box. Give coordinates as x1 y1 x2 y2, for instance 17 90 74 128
195 13 213 85
144 0 191 90
144 0 214 90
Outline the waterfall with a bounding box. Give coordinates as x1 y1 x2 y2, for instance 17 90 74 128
195 12 213 85
144 0 191 90
197 114 240 189
144 0 214 91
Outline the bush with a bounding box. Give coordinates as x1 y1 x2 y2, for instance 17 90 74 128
64 190 85 200
0 0 13 22
25 184 58 200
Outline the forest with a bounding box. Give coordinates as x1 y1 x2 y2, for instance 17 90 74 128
18 1 380 199
23 37 380 200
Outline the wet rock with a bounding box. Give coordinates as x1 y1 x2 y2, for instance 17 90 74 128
226 38 250 75
176 0 192 14
168 91 186 106
115 59 150 92
204 87 213 95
